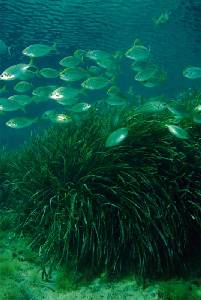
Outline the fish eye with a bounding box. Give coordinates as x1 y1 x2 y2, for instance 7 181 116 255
53 92 62 99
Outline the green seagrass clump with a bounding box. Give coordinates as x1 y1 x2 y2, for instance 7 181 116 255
0 147 13 208
9 97 201 279
157 279 201 300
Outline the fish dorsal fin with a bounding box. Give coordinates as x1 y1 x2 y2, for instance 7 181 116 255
134 39 142 46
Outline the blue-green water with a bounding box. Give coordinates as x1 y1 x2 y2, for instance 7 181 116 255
0 0 201 147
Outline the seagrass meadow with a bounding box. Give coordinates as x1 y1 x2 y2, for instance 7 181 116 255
0 90 200 284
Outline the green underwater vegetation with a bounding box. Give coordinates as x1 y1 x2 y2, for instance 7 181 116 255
0 251 33 300
1 89 199 284
0 148 12 209
157 279 201 300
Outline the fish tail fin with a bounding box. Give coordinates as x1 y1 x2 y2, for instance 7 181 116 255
80 88 87 95
35 69 42 78
110 75 118 85
113 50 124 60
52 42 57 50
35 116 41 123
52 41 60 53
29 58 35 66
8 47 12 56
152 17 158 25
1 85 7 93
28 58 38 70
20 106 26 113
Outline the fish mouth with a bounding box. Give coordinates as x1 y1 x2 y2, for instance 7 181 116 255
50 93 63 100
0 73 15 80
